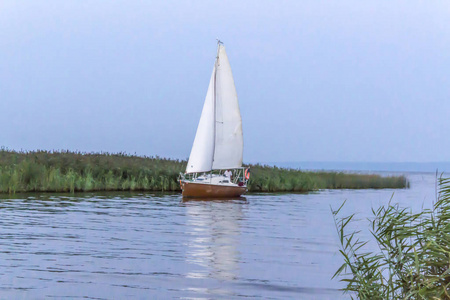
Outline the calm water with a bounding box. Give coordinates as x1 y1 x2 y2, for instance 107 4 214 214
0 173 437 299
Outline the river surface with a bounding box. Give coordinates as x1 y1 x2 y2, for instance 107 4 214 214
0 172 437 299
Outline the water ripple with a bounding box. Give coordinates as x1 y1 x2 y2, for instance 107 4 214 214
0 174 435 299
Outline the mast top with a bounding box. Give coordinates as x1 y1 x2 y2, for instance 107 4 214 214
215 39 223 61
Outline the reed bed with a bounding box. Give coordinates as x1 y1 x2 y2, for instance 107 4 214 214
0 149 407 194
247 164 408 192
0 149 183 193
333 176 450 299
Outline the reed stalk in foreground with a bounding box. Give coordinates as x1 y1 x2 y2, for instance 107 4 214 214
333 176 450 299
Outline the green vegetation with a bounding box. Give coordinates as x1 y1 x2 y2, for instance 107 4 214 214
333 176 450 299
248 164 407 192
0 149 407 194
0 149 182 193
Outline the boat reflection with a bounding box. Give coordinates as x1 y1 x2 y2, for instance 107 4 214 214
183 198 246 282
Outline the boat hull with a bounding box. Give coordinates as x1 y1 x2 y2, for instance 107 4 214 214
181 181 247 198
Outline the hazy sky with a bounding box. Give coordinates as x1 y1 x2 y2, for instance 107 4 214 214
1 1 449 163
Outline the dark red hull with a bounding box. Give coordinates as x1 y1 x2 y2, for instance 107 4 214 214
181 181 247 198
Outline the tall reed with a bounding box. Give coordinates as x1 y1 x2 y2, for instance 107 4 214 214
0 149 407 194
0 149 184 193
333 176 450 299
248 164 407 192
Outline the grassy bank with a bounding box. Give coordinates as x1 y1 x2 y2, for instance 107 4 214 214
333 176 450 299
0 149 407 193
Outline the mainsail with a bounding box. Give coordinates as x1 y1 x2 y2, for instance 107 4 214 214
186 44 243 173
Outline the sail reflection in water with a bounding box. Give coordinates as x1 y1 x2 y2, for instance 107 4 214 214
183 199 245 282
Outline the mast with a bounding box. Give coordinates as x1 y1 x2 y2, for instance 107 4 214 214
212 40 222 167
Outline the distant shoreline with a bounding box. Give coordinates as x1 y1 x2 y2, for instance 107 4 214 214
0 150 408 194
261 161 450 173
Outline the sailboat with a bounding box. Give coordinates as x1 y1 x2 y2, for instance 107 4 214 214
180 41 249 198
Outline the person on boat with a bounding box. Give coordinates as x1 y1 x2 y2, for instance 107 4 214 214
224 169 232 180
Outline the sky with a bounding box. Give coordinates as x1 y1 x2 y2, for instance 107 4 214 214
1 1 449 163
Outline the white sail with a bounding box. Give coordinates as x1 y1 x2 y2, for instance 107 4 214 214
186 43 243 173
212 45 243 170
186 66 216 173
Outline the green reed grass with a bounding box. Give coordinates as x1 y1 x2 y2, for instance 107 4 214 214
247 164 407 192
0 149 184 193
333 176 450 299
0 149 407 194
